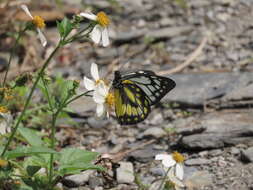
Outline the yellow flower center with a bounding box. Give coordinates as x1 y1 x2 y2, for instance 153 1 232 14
105 92 115 107
172 151 185 163
32 15 45 28
0 159 8 167
96 11 110 27
95 79 104 85
0 106 8 113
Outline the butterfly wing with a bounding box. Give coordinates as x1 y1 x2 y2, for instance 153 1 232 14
114 82 151 125
122 71 176 105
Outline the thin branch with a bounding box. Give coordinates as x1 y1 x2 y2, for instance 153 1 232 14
158 36 208 76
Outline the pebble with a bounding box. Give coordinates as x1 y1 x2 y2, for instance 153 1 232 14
88 176 103 189
143 127 166 138
116 162 135 184
63 170 94 187
241 147 253 163
185 158 211 166
230 147 240 155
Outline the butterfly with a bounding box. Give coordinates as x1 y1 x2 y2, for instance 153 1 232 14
112 70 176 125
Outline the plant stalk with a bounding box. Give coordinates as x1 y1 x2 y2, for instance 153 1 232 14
1 43 61 157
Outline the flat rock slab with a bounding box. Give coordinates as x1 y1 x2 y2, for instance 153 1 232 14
165 72 253 106
177 111 253 150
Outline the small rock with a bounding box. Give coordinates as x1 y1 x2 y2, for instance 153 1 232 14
63 170 94 187
150 167 165 176
199 151 209 157
159 17 175 27
241 147 253 163
209 149 222 156
112 29 147 44
230 147 240 155
87 117 110 128
149 113 164 125
185 171 213 189
185 158 211 166
88 176 103 189
216 13 230 22
129 145 160 162
143 127 166 138
146 26 193 40
116 162 135 184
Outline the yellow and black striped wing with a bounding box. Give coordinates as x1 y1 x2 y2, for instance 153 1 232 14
114 82 150 125
123 71 176 105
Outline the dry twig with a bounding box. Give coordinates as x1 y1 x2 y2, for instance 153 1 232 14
157 36 208 75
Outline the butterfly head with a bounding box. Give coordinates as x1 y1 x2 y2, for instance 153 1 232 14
113 71 122 88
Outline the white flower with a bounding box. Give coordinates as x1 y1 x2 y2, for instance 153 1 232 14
21 4 47 47
93 83 114 117
80 12 110 47
83 62 105 91
155 152 184 180
168 167 185 190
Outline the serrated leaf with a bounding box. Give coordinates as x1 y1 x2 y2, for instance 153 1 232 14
5 146 58 159
58 163 104 176
18 127 43 147
59 148 98 166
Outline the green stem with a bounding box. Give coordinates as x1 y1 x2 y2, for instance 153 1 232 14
2 26 27 88
41 76 54 111
48 93 70 185
157 168 170 190
64 90 92 106
1 42 61 158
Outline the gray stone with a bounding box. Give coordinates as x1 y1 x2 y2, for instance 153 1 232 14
185 171 213 189
88 176 103 188
179 112 253 150
146 26 193 40
63 170 94 187
116 162 135 184
230 147 240 155
241 147 253 163
143 127 166 138
129 145 160 162
185 158 211 166
165 72 253 106
150 167 165 176
112 29 147 44
87 117 110 128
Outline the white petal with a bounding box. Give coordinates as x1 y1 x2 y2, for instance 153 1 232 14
80 12 97 21
97 83 109 96
162 157 176 168
21 4 33 18
37 29 47 47
96 103 104 117
91 25 102 44
91 63 99 81
155 154 171 161
168 168 185 187
175 164 184 180
101 28 110 47
83 76 95 90
93 90 106 104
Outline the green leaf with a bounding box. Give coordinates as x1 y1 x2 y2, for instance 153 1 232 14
18 127 43 147
26 165 41 177
58 17 73 38
56 20 64 37
59 148 99 166
58 163 104 176
5 146 58 159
